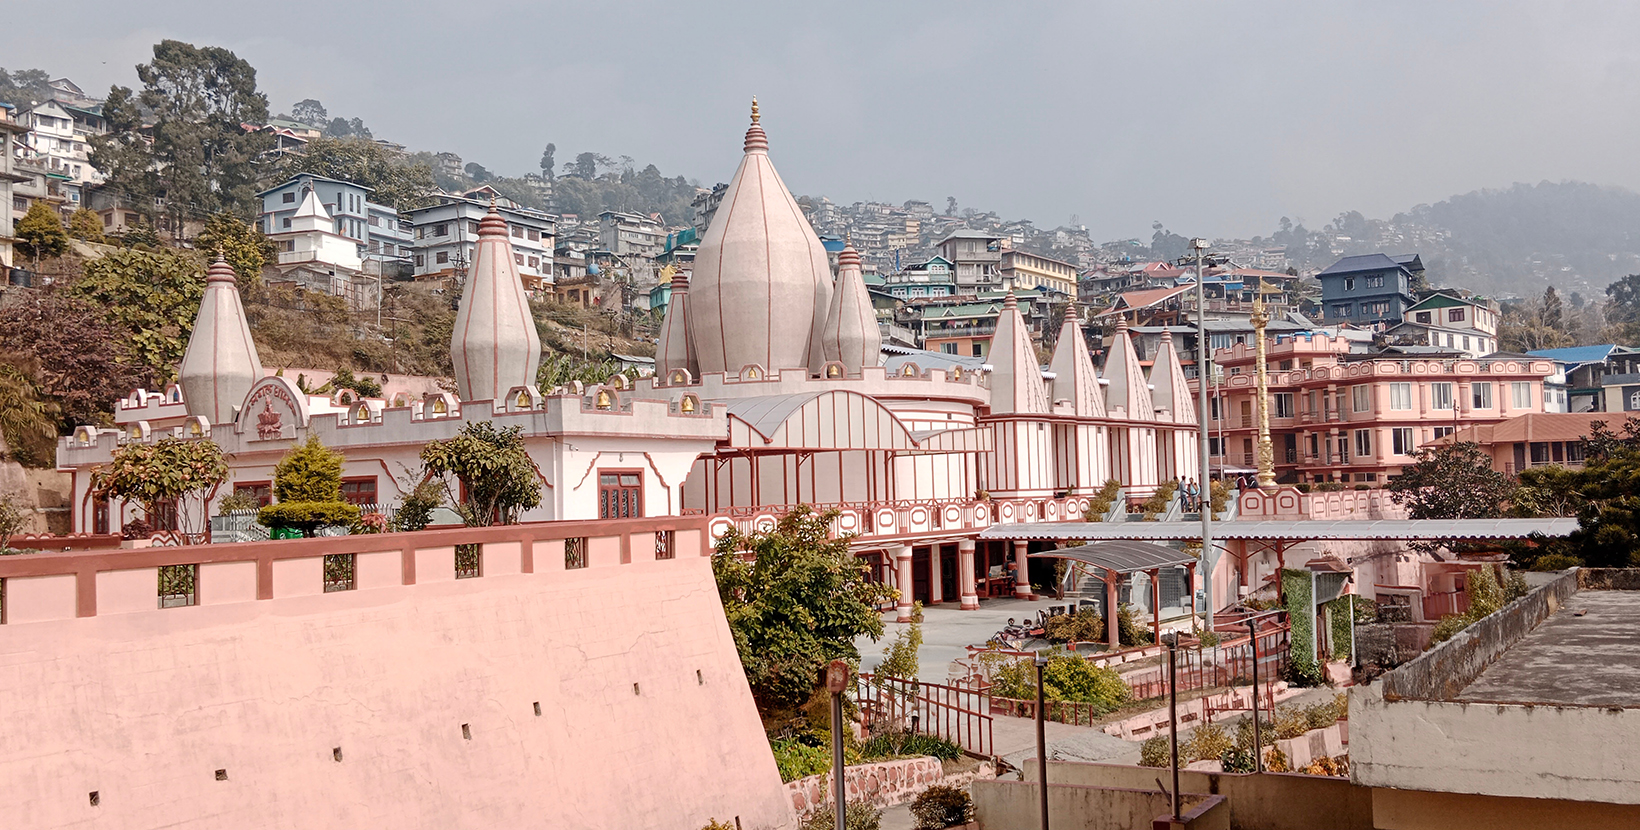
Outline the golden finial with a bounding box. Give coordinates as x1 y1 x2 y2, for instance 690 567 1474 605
750 96 760 124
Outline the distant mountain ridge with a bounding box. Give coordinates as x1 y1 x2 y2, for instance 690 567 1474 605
1272 181 1640 299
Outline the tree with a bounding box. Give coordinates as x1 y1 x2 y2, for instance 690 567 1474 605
1543 286 1564 332
1387 441 1516 521
290 98 327 126
0 68 53 107
273 136 436 210
1608 273 1640 344
0 294 145 430
568 152 599 180
257 435 360 536
93 437 228 536
15 200 68 265
540 143 555 179
67 208 106 244
1539 418 1640 568
712 506 895 712
0 356 61 468
1499 295 1573 352
69 248 206 384
464 162 493 182
134 39 274 221
945 196 957 216
194 212 274 288
419 422 541 527
324 116 371 139
89 85 160 222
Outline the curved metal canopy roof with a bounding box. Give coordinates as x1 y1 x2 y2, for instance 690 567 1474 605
1028 541 1196 574
981 518 1579 542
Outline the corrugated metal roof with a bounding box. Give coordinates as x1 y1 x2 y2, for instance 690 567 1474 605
1028 541 1195 574
979 518 1578 541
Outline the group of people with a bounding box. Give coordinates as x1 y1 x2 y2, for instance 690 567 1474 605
1177 477 1205 513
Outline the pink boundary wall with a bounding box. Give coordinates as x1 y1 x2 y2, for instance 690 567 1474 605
786 757 945 821
0 517 794 830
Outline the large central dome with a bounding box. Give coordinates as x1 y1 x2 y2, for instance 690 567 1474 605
688 100 832 375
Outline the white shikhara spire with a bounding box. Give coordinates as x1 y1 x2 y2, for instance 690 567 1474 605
451 201 542 402
179 255 264 425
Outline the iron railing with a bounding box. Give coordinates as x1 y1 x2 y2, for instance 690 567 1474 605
856 673 993 758
323 553 355 592
455 543 482 579
158 563 197 608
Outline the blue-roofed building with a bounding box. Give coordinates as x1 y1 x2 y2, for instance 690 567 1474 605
1316 253 1423 329
1528 344 1640 412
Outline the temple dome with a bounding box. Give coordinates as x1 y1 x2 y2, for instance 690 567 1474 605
179 256 263 426
687 100 832 375
450 201 542 402
819 243 880 374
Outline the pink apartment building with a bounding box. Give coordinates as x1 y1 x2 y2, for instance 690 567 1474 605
1199 334 1555 484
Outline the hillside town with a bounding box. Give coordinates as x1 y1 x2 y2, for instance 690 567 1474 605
1 32 1639 830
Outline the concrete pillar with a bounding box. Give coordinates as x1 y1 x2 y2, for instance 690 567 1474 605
929 544 944 605
1013 540 1032 599
1105 569 1120 649
958 539 980 610
895 543 914 623
1150 568 1161 645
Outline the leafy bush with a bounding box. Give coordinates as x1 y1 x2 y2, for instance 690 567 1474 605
1084 479 1122 522
1234 716 1273 751
1117 603 1153 647
771 737 832 782
1184 722 1233 763
1272 705 1312 740
258 435 358 536
392 478 443 532
1263 746 1290 773
1303 755 1349 777
1138 735 1170 767
1304 702 1338 730
352 512 389 534
1139 480 1179 520
1429 566 1514 645
1220 746 1255 773
700 820 737 830
1043 609 1104 644
1529 553 1581 572
216 490 261 514
987 651 1131 715
801 801 882 830
859 730 961 762
1209 479 1230 517
1429 614 1473 646
910 785 973 830
258 500 359 535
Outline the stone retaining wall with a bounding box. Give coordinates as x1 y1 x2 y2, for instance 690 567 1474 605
786 756 944 821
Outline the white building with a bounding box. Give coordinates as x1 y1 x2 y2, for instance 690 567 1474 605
16 99 104 208
404 197 555 289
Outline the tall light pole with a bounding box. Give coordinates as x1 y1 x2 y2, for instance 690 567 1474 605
1191 238 1216 633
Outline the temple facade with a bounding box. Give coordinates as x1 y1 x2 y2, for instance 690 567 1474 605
57 103 1204 618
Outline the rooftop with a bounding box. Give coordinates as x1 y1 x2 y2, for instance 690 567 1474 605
1529 344 1638 365
1317 252 1422 277
1456 589 1640 707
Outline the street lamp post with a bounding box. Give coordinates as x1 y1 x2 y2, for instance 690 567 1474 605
1191 238 1216 633
1034 652 1050 830
1165 632 1182 821
1247 617 1264 773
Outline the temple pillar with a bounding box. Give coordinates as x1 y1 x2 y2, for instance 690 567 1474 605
1150 568 1162 645
1013 540 1032 599
930 544 944 605
958 539 980 610
895 544 914 623
1105 569 1120 649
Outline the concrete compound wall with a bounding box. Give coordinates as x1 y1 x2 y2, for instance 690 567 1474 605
972 778 1179 830
786 756 944 821
1034 760 1373 830
0 556 792 830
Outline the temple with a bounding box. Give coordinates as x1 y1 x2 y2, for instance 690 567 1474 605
57 103 1204 619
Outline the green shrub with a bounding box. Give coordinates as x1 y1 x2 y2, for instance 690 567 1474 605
1272 705 1311 740
987 651 1131 714
1429 614 1473 645
910 785 974 830
1043 609 1104 644
1138 735 1170 767
258 435 359 536
859 730 961 762
1117 604 1154 647
1531 553 1581 572
1304 702 1338 730
1084 479 1122 522
1264 746 1290 772
1139 480 1179 520
1282 656 1326 688
392 478 443 532
771 737 832 782
1184 722 1233 763
1234 716 1274 751
1220 746 1255 773
802 801 882 830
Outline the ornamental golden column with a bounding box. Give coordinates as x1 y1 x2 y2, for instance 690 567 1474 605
1252 275 1277 491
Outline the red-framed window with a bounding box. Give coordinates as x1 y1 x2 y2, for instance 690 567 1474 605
150 499 179 531
234 481 273 508
598 471 643 519
93 497 110 535
340 477 378 506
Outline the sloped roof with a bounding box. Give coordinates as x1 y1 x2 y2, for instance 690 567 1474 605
1439 412 1625 446
1528 345 1635 365
1100 285 1191 316
1318 253 1417 277
1029 541 1194 574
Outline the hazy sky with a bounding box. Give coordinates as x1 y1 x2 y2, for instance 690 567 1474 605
6 1 1640 239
